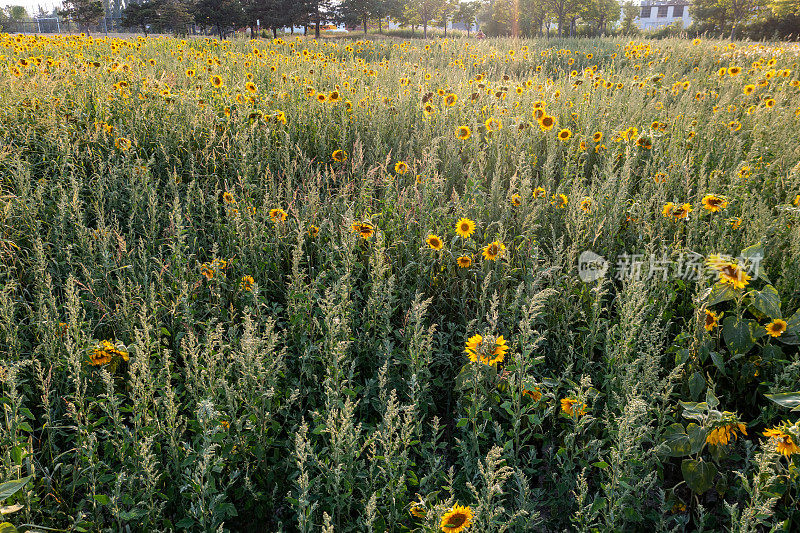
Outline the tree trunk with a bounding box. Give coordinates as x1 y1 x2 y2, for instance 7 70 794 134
363 13 367 34
272 27 277 39
424 20 427 39
444 20 447 37
557 13 563 37
379 16 382 34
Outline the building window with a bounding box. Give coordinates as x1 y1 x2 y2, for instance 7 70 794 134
673 5 684 16
640 6 651 17
657 5 668 17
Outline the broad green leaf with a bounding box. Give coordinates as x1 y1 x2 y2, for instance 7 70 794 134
740 242 764 263
707 282 737 307
682 459 717 494
687 423 707 454
0 477 31 502
662 423 692 457
0 504 22 515
0 523 17 533
780 309 800 345
764 392 800 411
722 317 757 355
688 372 705 401
750 285 781 319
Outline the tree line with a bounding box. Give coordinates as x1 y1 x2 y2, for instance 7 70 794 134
16 0 800 40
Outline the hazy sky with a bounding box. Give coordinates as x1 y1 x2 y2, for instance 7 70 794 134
4 0 61 15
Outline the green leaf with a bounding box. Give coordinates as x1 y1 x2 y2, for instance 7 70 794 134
688 371 705 401
686 423 707 454
0 504 22 515
750 285 781 319
0 523 18 533
0 477 31 501
764 392 800 411
780 309 800 345
662 423 692 457
709 351 725 374
707 282 737 306
722 316 757 355
592 461 609 469
681 459 717 494
93 494 110 505
740 242 764 264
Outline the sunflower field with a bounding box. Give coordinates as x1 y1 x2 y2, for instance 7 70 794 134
2 32 800 532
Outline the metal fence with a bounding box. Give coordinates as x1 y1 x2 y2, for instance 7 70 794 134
1 17 127 35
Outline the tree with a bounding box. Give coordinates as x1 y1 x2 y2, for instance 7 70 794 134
59 0 105 34
193 0 244 38
121 0 163 35
620 0 640 35
454 0 480 35
8 5 29 21
337 0 378 34
770 0 800 16
584 0 619 35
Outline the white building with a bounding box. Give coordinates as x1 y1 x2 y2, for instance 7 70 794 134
636 0 692 30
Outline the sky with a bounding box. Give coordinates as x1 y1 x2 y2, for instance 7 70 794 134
3 0 61 15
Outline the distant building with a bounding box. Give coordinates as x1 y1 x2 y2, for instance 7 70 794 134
636 0 692 30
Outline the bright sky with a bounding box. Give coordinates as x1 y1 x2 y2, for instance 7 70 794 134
3 0 61 15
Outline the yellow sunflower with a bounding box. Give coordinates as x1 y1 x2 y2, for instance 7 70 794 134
485 117 502 132
455 218 476 238
763 426 800 456
706 255 752 290
704 309 721 331
455 125 471 140
482 241 506 261
533 187 546 198
443 93 458 107
332 149 347 162
426 234 444 250
671 203 692 219
350 221 375 239
308 225 320 238
395 161 409 175
706 422 746 446
701 194 728 212
440 504 473 533
765 319 787 338
239 275 255 292
269 208 288 223
511 194 522 207
557 128 572 142
457 256 472 268
580 197 592 213
539 114 556 131
114 137 132 151
561 398 586 416
210 75 223 88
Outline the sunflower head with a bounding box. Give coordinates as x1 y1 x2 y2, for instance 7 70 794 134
269 208 288 223
701 194 728 212
440 504 473 533
350 221 375 239
426 234 444 250
766 319 787 338
395 161 409 175
455 126 471 140
482 240 506 261
332 149 347 162
457 256 472 268
510 194 522 207
455 217 476 238
704 309 721 331
557 128 572 141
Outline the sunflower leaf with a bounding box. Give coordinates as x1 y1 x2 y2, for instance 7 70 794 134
0 477 31 502
707 282 737 307
681 459 717 494
722 317 757 355
750 285 781 319
764 392 800 410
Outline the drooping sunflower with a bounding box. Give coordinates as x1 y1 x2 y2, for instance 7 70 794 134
426 234 444 250
89 340 129 366
557 128 572 142
395 161 409 175
269 208 288 223
410 506 426 518
765 319 787 338
706 422 747 446
308 225 320 238
533 187 546 198
455 125 471 140
701 194 728 212
455 218 476 238
115 137 132 151
662 202 675 217
350 221 375 239
482 241 506 261
704 309 721 331
457 256 472 268
580 197 592 213
440 504 473 533
552 194 568 208
332 149 347 162
763 426 800 456
510 194 522 207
